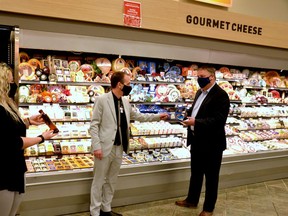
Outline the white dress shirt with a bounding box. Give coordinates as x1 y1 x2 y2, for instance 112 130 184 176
190 83 215 131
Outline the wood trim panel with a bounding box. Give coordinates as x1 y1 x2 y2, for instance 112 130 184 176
0 0 288 48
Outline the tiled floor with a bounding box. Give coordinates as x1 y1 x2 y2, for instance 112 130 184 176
62 178 288 216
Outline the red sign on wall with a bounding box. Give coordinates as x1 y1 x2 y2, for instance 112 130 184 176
123 0 141 28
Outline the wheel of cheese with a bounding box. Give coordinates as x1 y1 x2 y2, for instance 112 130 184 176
125 60 135 69
120 67 132 76
167 84 177 92
28 58 42 69
87 85 105 96
163 63 170 72
19 52 29 63
95 58 111 75
219 67 230 74
43 95 52 103
19 85 30 97
68 60 80 72
155 84 168 97
80 64 94 80
168 89 180 102
169 66 181 75
132 67 141 80
112 58 126 72
19 62 35 80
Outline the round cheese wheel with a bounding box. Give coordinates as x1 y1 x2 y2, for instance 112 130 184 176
132 67 141 80
112 58 126 72
28 58 42 69
87 85 105 96
168 89 180 102
19 52 29 63
19 62 35 80
95 58 111 75
19 85 30 97
219 67 230 74
80 64 94 80
120 67 132 76
68 60 80 72
155 85 168 97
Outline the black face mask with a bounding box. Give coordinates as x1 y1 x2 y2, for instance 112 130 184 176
9 83 18 98
197 76 210 88
122 84 132 96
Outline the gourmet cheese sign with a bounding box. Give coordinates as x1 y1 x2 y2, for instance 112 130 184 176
186 14 263 36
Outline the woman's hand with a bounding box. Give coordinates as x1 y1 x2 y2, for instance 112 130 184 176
42 130 58 140
29 114 45 126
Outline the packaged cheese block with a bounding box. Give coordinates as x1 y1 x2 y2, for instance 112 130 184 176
25 160 35 172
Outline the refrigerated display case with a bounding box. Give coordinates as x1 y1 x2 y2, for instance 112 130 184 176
1 25 287 215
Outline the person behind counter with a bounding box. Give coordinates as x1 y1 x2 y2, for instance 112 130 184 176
0 62 58 216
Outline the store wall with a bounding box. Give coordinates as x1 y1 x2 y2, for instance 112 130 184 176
1 0 288 48
1 11 288 70
228 0 288 22
181 0 288 22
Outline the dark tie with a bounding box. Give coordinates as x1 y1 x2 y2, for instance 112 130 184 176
118 100 122 145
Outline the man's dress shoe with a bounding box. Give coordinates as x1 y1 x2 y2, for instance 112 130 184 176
199 210 213 216
175 199 197 208
100 210 123 216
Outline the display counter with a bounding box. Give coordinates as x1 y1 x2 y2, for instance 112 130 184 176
20 149 288 216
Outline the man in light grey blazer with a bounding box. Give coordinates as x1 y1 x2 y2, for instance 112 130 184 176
90 71 168 216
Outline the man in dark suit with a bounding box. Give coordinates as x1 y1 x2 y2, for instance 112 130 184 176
175 66 230 216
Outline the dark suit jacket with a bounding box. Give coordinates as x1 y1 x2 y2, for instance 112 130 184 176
186 84 230 152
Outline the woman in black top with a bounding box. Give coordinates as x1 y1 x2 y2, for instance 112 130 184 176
0 63 58 216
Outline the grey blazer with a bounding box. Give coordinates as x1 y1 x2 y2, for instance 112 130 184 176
90 91 161 157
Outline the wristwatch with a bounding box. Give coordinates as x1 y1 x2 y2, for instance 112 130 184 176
37 135 45 144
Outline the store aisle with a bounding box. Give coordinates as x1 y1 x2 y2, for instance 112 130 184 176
62 178 288 216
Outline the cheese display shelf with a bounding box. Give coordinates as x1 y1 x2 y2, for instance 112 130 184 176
22 150 288 216
16 44 288 215
18 72 189 172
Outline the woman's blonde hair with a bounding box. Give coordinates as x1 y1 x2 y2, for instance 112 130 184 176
0 62 21 122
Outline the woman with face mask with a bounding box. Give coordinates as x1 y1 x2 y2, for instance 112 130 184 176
0 62 58 216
